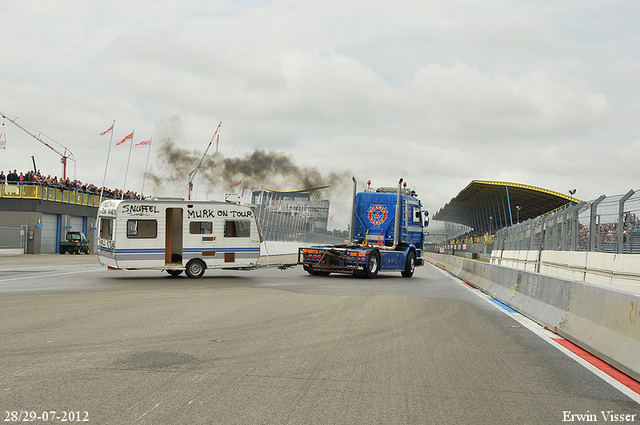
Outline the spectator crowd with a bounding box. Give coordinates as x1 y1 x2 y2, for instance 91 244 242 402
0 168 143 200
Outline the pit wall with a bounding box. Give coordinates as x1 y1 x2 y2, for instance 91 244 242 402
491 250 640 296
425 252 640 382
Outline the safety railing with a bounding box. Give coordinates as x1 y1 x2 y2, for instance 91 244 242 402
0 182 102 207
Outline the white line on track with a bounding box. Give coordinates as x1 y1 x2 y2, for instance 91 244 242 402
430 263 640 404
0 266 102 283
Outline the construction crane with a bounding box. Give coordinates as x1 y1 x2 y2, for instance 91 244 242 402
0 112 76 180
187 121 222 200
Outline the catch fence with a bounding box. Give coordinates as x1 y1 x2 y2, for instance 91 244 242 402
495 189 640 254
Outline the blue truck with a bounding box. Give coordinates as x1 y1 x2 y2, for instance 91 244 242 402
298 178 427 278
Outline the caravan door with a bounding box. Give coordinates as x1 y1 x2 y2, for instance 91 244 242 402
165 207 183 265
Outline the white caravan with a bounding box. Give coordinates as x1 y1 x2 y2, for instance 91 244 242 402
97 199 262 278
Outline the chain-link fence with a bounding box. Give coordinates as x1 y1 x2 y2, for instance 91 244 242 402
255 208 344 244
494 189 640 254
0 226 27 252
425 220 472 244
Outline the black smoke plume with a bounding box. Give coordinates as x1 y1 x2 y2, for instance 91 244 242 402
146 117 352 200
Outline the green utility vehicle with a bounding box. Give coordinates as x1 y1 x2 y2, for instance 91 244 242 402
59 231 91 254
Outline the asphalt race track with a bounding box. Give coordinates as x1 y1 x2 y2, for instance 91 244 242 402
1 255 638 424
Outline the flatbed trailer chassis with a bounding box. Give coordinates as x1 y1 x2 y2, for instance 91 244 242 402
298 245 420 278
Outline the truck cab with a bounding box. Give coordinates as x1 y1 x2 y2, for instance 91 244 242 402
352 182 425 254
299 178 427 278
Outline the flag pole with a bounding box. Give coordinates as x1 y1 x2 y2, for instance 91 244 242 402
140 137 152 198
122 130 135 199
96 119 115 237
98 119 115 208
195 172 200 200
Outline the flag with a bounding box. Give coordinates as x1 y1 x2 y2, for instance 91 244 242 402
230 180 242 189
215 134 219 152
99 123 114 136
135 139 151 148
0 133 6 150
116 132 133 146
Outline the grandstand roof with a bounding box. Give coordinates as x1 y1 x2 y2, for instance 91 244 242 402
433 180 579 235
252 185 330 202
262 185 329 194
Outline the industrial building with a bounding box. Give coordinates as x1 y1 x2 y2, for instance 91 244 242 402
250 186 331 233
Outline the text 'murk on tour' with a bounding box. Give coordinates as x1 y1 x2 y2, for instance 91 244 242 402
187 209 252 219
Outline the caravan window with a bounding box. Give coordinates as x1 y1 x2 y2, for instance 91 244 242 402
190 221 213 235
99 218 113 240
127 220 157 238
224 220 251 237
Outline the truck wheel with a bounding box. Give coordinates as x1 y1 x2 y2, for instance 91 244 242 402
185 259 206 279
85 247 90 254
60 247 66 255
364 251 379 279
401 251 416 278
167 270 183 277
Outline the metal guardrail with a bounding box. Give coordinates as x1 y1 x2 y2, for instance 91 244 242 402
0 182 102 207
495 190 640 254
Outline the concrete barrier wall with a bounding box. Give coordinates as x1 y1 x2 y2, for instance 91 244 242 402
0 248 23 256
612 255 640 294
559 283 640 381
491 250 640 296
584 252 615 288
525 250 539 272
426 252 640 382
490 249 501 265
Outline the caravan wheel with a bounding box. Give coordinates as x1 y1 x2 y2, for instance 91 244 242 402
185 259 206 279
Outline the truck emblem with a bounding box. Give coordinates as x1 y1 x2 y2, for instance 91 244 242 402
368 205 387 226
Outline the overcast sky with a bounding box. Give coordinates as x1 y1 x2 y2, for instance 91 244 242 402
1 0 639 229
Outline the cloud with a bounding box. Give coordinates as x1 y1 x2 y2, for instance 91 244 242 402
1 0 638 230
400 60 612 143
